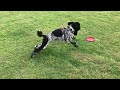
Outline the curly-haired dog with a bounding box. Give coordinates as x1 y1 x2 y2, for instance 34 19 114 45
31 22 80 58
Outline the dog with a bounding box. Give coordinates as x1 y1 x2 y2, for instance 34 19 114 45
31 22 80 58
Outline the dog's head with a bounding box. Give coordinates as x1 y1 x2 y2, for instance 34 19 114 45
67 22 80 36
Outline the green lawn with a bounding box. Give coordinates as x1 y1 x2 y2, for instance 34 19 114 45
0 11 120 79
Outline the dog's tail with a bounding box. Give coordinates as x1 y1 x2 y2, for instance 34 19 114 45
32 31 49 54
37 31 45 37
36 30 48 50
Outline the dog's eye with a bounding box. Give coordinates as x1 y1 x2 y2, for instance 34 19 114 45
70 29 74 32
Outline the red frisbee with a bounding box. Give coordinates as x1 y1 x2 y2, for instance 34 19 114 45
86 37 95 42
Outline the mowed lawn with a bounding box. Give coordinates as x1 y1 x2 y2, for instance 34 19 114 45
0 11 120 79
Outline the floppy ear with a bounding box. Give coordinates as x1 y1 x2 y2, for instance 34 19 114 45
72 22 80 31
74 31 78 35
68 22 74 25
72 22 80 36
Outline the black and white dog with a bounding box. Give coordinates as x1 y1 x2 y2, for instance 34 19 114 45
31 22 80 58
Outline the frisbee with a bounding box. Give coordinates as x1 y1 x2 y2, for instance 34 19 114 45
86 37 95 42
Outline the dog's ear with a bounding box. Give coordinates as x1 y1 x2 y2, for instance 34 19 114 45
68 22 74 25
74 31 78 35
72 22 80 36
72 22 80 31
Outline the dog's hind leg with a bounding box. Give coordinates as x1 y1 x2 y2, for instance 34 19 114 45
43 41 50 49
35 44 41 49
31 35 49 58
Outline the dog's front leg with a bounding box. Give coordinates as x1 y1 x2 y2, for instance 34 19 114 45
66 39 78 47
70 41 78 47
66 37 78 47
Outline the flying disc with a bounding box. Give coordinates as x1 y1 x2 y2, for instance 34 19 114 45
86 37 95 42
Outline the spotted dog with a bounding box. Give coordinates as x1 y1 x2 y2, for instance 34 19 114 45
31 22 80 58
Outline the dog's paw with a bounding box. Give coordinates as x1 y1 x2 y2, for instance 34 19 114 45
71 42 78 47
74 44 78 47
31 52 36 58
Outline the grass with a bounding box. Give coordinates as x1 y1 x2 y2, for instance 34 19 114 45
0 11 120 79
